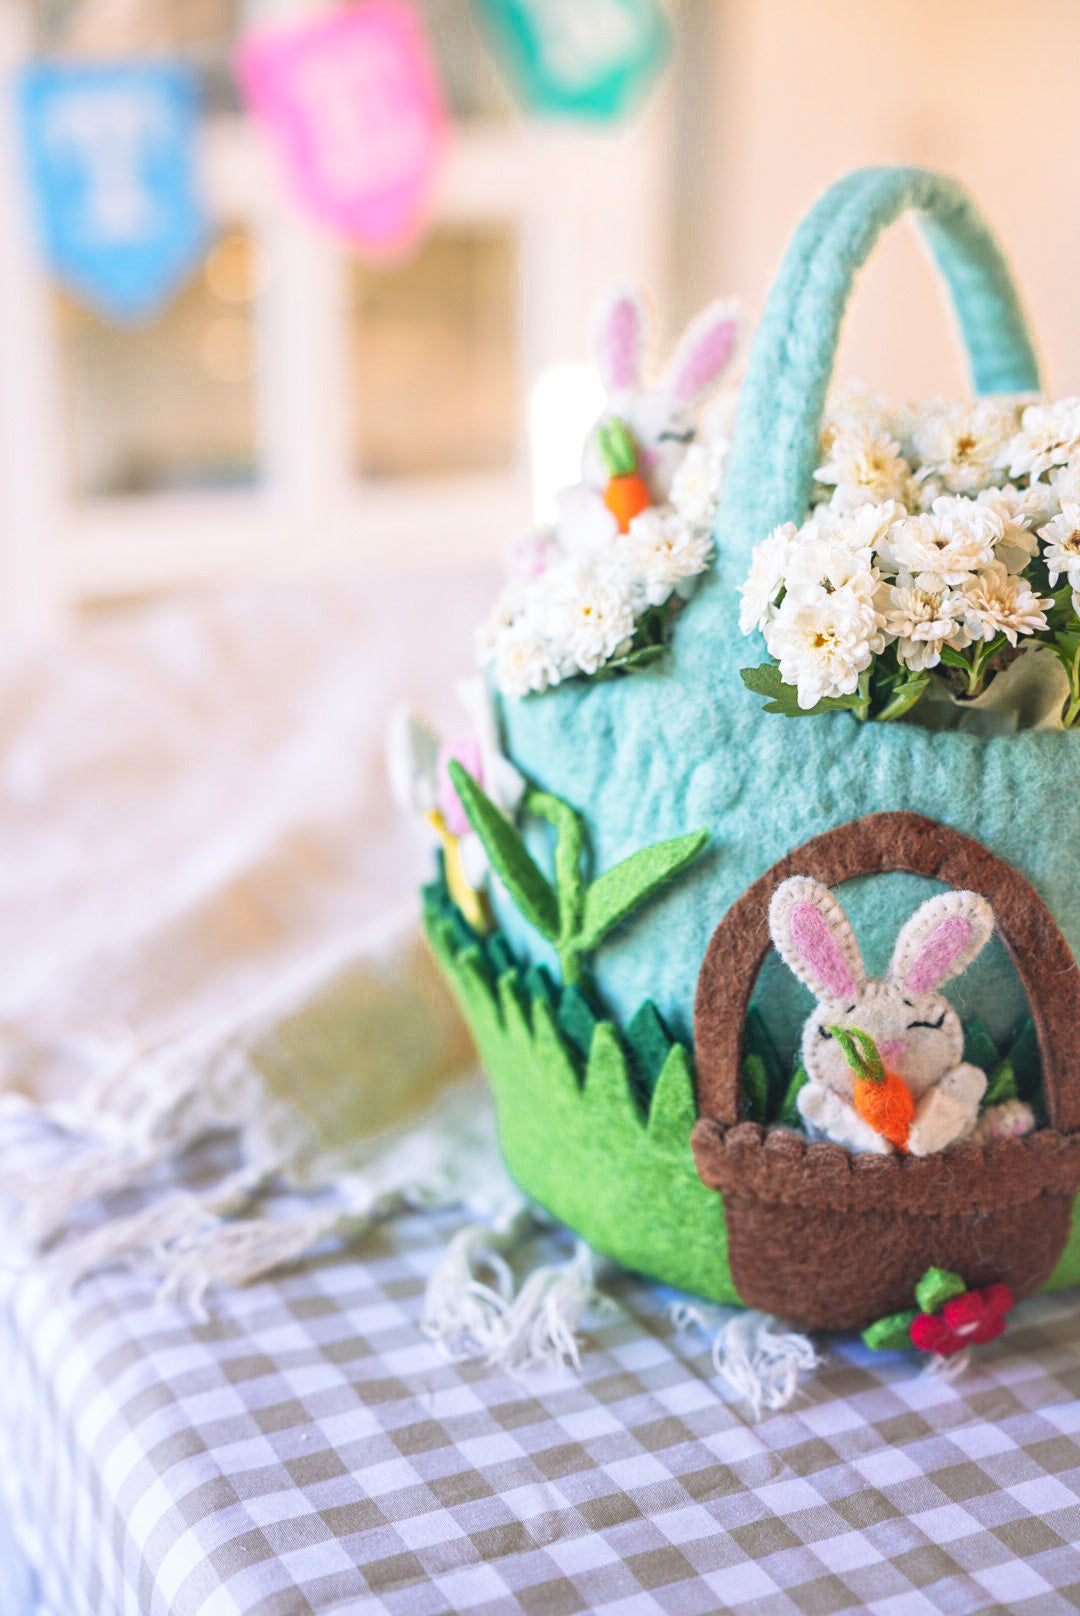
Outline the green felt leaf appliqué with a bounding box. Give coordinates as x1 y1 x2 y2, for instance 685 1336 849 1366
577 830 710 954
447 762 559 941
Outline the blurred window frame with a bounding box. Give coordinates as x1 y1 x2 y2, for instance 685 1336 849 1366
0 0 672 626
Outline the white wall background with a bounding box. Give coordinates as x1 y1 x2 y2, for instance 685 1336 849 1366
680 0 1080 400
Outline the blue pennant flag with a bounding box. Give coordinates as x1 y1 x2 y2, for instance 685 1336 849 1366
18 63 207 323
473 0 670 122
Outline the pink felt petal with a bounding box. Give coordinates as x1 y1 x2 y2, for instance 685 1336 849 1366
436 734 483 837
906 915 972 994
790 902 854 1000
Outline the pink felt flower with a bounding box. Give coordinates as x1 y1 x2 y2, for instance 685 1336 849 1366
435 733 484 838
909 1284 1014 1356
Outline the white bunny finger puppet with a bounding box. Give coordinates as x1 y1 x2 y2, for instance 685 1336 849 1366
768 877 1034 1157
556 289 740 558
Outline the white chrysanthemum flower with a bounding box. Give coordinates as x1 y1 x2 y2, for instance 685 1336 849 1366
881 500 1001 589
540 558 637 676
881 572 973 671
764 582 883 708
997 397 1080 481
492 616 563 698
739 522 796 635
625 508 714 607
911 399 1018 493
475 579 529 664
821 386 892 449
1039 503 1080 591
1052 457 1080 507
809 499 904 559
669 438 728 527
960 562 1051 647
784 535 880 606
813 423 911 512
974 485 1046 572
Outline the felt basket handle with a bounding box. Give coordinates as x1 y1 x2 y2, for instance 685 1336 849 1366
716 167 1041 566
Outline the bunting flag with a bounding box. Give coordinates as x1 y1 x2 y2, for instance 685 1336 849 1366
18 63 206 322
473 0 670 121
236 2 447 257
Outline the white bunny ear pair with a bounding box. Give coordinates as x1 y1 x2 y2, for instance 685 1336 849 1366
769 876 995 1005
591 287 741 404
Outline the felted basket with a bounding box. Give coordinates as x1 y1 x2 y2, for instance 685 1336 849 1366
424 166 1080 1335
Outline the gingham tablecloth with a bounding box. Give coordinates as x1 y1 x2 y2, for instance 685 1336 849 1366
3 1192 1080 1616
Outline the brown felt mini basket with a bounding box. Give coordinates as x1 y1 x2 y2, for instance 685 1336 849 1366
691 814 1080 1331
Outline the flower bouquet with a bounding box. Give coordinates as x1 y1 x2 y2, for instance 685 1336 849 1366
739 392 1080 729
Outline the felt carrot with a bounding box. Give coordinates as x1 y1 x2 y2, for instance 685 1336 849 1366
596 419 652 532
829 1025 915 1153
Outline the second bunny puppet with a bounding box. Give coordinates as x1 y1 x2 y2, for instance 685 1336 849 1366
769 877 1035 1156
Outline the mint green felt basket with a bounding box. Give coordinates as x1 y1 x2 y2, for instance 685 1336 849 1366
432 167 1080 1329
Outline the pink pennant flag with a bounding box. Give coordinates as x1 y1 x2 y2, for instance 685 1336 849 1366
237 2 447 255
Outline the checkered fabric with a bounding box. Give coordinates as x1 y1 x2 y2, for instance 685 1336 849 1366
3 1187 1080 1615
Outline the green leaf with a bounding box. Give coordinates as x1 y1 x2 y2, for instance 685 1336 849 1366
739 664 864 718
741 1052 769 1123
777 1064 809 1129
743 1006 787 1118
576 829 709 953
447 761 559 941
596 418 636 477
1007 1018 1042 1107
962 1017 999 1074
874 672 929 723
939 644 970 672
828 1025 884 1084
862 1310 918 1352
915 1267 967 1315
983 1057 1017 1109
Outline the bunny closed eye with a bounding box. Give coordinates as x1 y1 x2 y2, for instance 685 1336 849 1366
768 877 997 1154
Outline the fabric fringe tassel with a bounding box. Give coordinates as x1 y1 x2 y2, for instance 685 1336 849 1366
422 1210 603 1374
671 1301 819 1419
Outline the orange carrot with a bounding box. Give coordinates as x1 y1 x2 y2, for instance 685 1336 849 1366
829 1025 915 1153
597 418 652 533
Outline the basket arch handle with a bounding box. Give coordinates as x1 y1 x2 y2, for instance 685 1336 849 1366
693 813 1080 1136
714 167 1041 579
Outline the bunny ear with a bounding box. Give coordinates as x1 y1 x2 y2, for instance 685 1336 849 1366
888 891 995 995
663 297 741 405
769 877 866 1004
592 287 649 393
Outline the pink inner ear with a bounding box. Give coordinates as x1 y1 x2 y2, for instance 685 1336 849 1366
906 915 972 994
790 903 854 999
670 321 737 401
603 299 640 390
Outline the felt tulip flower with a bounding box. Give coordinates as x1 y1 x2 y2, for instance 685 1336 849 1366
909 1283 1014 1357
387 678 525 931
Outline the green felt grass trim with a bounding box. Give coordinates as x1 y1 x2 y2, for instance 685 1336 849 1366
1047 1195 1080 1291
448 762 708 987
424 880 736 1305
